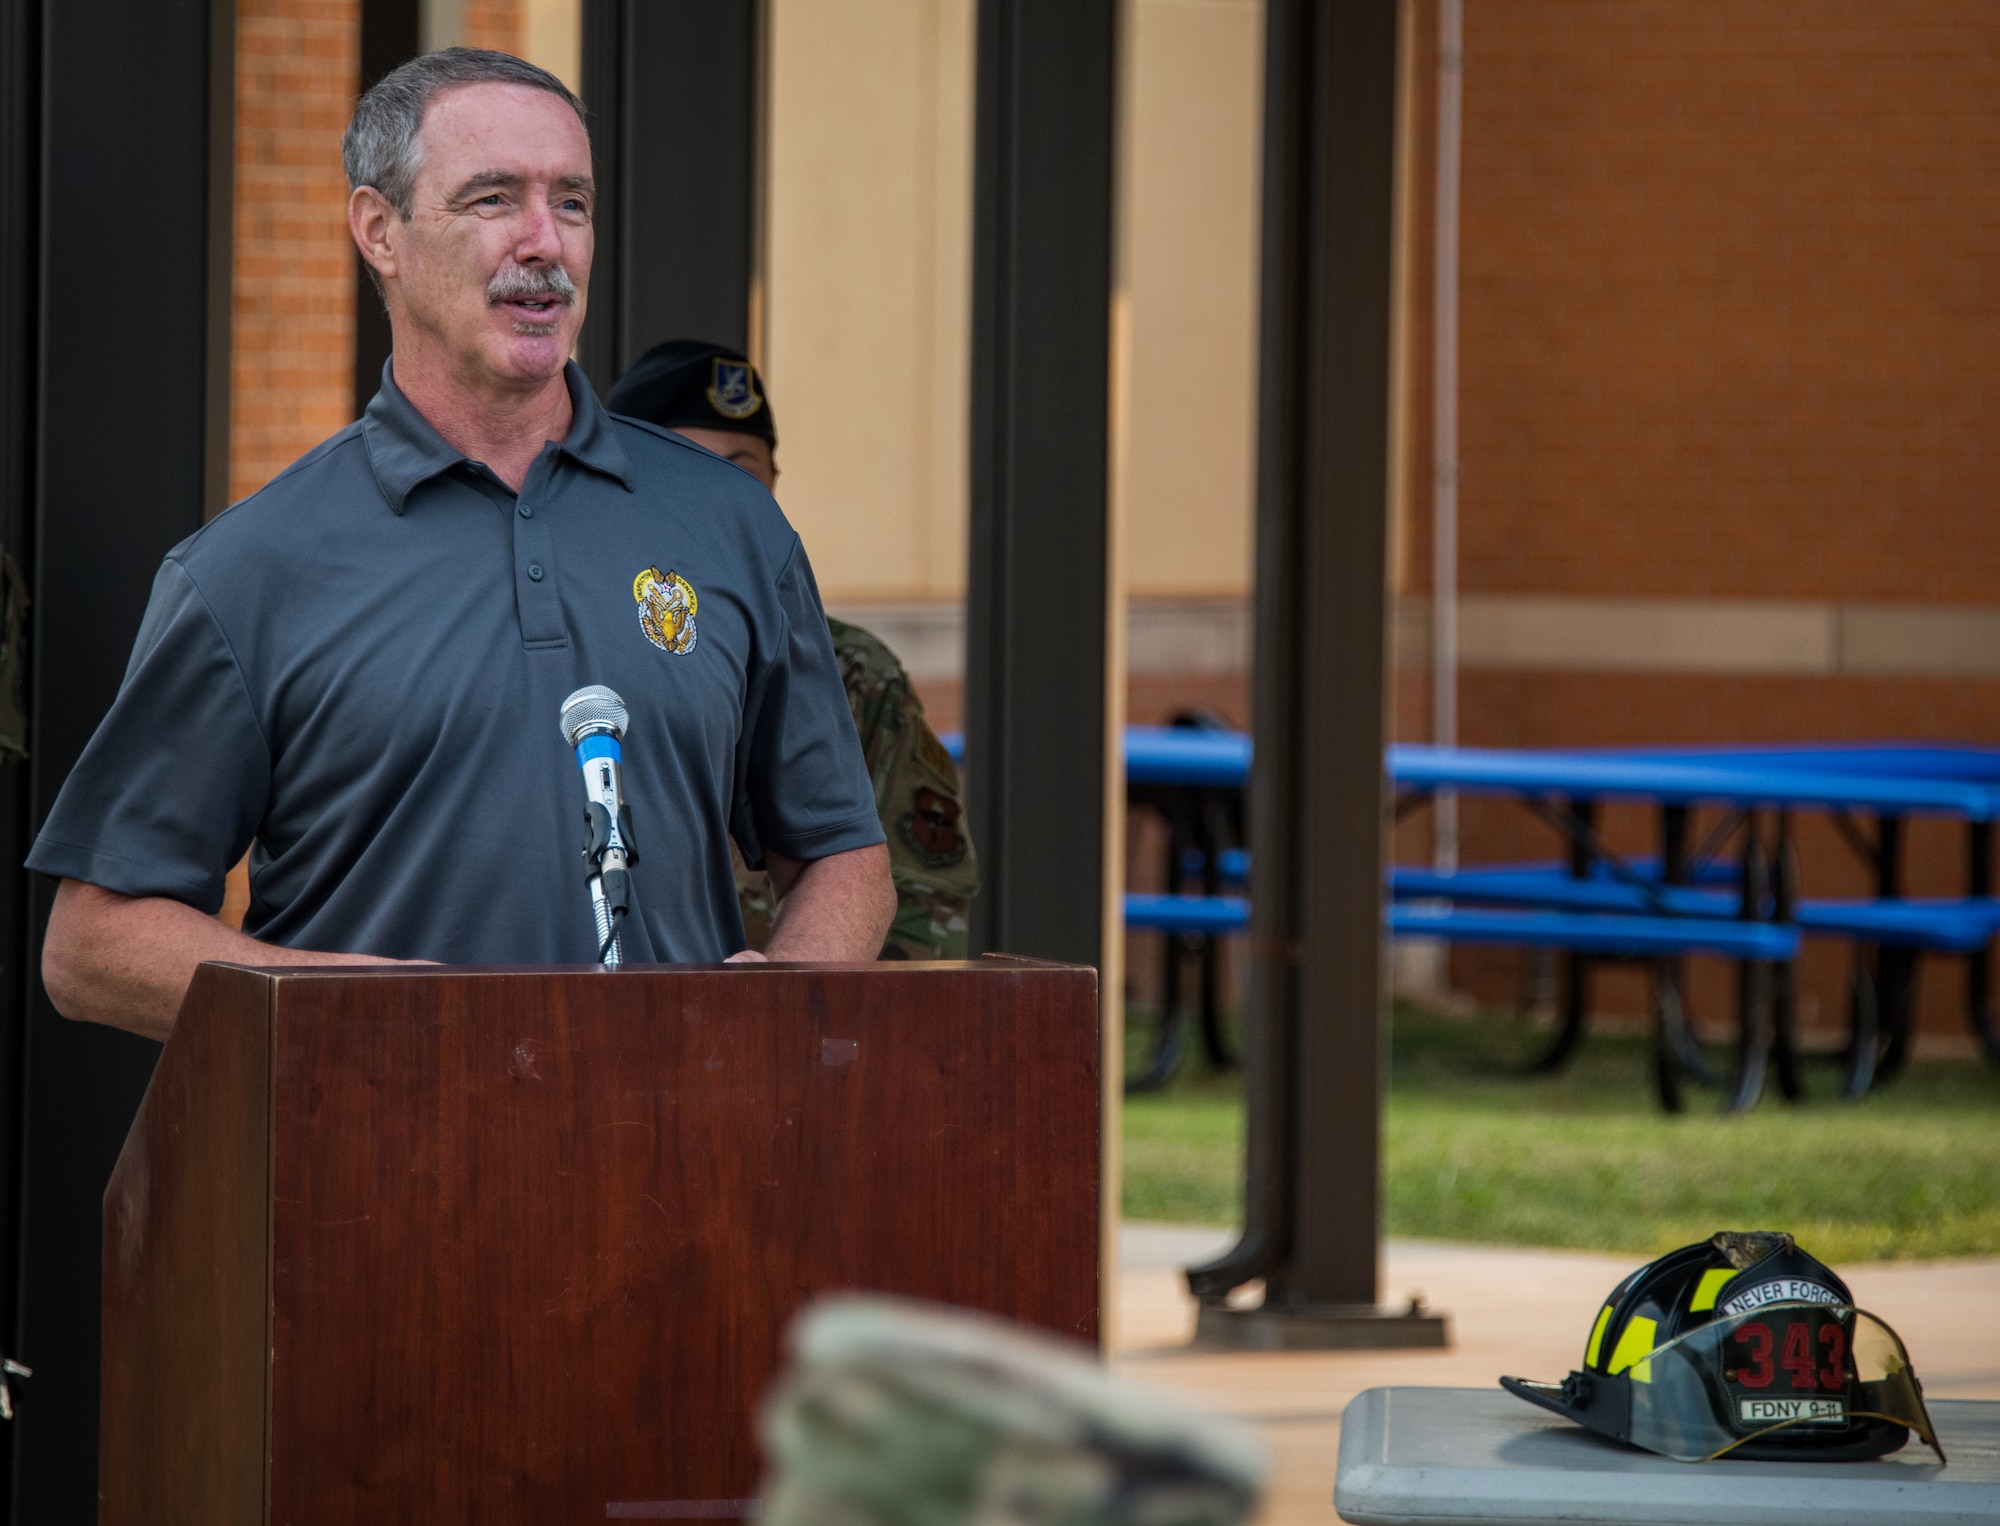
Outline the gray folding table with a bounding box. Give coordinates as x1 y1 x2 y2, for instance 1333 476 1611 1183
1335 1387 1999 1525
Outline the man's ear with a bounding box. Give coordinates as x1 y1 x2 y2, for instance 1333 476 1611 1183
349 186 401 284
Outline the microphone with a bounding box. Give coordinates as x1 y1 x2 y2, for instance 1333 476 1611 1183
559 685 639 966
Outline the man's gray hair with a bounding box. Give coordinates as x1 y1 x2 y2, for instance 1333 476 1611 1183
343 48 587 219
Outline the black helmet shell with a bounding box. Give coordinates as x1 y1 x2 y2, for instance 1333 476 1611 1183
1504 1231 1917 1463
1582 1231 1853 1381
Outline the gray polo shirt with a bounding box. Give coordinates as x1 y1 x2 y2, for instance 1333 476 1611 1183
27 363 884 963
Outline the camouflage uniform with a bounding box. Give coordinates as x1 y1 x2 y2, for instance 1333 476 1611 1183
759 1296 1265 1526
736 616 977 958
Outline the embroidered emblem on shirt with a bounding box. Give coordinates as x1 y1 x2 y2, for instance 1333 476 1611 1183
705 358 764 421
897 785 968 869
634 567 699 655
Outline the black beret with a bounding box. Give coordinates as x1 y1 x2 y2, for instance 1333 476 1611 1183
605 338 777 445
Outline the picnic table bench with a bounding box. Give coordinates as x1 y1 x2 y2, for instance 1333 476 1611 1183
1392 865 2000 1100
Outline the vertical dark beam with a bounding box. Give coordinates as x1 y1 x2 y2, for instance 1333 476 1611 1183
204 0 235 514
578 0 760 393
1275 0 1400 1311
0 4 40 1512
577 0 624 387
1190 0 1443 1345
11 0 229 1512
964 0 1118 967
352 0 421 418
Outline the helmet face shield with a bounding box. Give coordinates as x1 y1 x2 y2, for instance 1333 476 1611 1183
1507 1304 1944 1464
1637 1304 1942 1462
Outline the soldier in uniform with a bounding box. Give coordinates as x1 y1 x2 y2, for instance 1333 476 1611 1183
606 340 978 959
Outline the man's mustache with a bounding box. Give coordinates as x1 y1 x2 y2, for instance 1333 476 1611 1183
486 265 578 307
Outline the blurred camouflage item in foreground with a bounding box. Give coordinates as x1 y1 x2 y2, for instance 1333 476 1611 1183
738 618 977 959
759 1297 1264 1526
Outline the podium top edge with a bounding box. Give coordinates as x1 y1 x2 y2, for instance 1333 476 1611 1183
200 955 1096 980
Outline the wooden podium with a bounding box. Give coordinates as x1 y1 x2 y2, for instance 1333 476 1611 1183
99 959 1098 1524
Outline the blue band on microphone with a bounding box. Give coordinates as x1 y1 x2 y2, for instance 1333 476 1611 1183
575 735 622 766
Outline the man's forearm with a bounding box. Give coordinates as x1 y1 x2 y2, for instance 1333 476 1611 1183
43 879 408 1042
758 843 896 961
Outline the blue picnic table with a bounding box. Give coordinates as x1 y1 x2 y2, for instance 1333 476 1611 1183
1571 742 2000 1083
944 727 2000 1102
1389 743 2000 1104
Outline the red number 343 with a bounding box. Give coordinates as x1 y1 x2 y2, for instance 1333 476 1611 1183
1731 1320 1846 1390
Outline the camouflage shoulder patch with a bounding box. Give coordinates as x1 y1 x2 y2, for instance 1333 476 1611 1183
896 785 967 871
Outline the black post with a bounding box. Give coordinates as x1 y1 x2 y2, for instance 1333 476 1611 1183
1968 821 1999 1063
1187 0 1444 1348
578 0 762 393
352 0 422 418
9 0 232 1513
963 0 1117 968
0 5 41 1513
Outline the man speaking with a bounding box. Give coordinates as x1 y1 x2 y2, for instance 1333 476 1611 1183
29 49 894 1041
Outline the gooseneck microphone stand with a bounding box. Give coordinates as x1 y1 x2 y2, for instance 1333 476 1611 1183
559 686 639 968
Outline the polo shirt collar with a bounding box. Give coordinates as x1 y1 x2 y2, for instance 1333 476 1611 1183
362 359 635 515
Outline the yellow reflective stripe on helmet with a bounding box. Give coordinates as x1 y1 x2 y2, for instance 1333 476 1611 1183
1607 1315 1658 1382
1585 1305 1615 1368
1688 1268 1734 1313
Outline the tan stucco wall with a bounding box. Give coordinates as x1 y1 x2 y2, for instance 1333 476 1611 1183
765 0 1263 605
764 0 976 603
1117 0 1261 600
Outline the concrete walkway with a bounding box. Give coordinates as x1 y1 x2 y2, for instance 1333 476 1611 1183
1112 1224 2000 1525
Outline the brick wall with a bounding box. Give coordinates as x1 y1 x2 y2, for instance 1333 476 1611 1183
1365 3 2000 1046
228 0 360 505
1399 0 2000 605
228 1 530 508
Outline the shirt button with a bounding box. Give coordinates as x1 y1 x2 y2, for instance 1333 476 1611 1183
527 563 545 582
518 502 533 518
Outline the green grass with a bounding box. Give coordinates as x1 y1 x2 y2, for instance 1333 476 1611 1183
1121 1004 2000 1262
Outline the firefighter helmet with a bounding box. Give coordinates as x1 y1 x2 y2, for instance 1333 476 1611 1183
1500 1231 1943 1463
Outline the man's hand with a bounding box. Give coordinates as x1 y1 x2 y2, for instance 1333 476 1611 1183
43 879 420 1043
732 843 895 962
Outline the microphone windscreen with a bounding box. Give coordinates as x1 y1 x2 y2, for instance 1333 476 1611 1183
560 685 629 746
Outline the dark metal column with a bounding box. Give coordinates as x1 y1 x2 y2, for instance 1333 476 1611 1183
1187 0 1444 1348
9 0 232 1512
0 4 41 1514
352 0 422 418
964 0 1118 967
579 0 762 391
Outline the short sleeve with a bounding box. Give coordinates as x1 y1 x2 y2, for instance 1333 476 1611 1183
730 542 887 867
26 559 272 913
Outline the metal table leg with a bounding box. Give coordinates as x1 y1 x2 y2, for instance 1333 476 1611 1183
1841 962 1880 1100
1197 787 1239 1070
1126 790 1196 1095
1875 946 1919 1082
1841 813 1905 1096
1657 803 1718 1088
1968 820 2000 1064
1722 811 1774 1113
1526 952 1590 1073
1525 798 1596 1074
1723 957 1771 1114
1871 815 1916 1085
1770 811 1805 1102
1653 963 1689 1113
